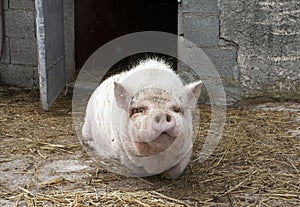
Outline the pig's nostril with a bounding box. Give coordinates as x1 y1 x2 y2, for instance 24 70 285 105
152 113 176 133
166 114 171 122
153 113 173 125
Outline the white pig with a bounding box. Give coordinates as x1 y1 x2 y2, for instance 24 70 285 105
82 59 202 178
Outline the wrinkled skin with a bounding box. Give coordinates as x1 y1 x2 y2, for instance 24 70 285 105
82 59 202 178
125 88 182 157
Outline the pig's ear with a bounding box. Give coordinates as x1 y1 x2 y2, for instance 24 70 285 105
184 80 202 108
114 82 130 110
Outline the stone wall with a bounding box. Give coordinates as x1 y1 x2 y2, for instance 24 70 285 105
220 0 300 100
179 0 244 104
180 0 300 103
0 0 38 87
1 0 299 103
0 0 74 88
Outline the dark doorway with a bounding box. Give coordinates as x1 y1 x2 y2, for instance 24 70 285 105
75 0 177 71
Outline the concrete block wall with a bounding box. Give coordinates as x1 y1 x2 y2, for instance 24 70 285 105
179 0 244 104
221 0 300 100
0 0 75 88
1 0 298 103
0 0 38 87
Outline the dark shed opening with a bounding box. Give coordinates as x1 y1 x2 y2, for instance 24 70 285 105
75 0 177 71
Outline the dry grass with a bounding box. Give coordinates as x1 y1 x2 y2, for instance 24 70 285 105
0 86 299 206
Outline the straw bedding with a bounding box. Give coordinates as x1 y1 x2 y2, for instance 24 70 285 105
0 86 299 206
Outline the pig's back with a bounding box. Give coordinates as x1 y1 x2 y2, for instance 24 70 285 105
82 74 122 159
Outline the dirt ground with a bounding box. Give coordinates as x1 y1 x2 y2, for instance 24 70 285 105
0 86 299 207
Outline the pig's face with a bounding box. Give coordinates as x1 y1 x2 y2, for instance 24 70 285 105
114 80 202 158
125 88 184 156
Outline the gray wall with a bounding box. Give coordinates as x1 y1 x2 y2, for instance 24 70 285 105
180 0 300 103
0 0 74 88
0 0 38 87
1 0 299 104
220 0 300 100
179 0 244 104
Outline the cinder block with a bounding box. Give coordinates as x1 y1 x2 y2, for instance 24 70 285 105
220 0 300 100
5 9 35 38
223 83 244 104
177 47 238 82
10 37 37 65
202 46 238 80
0 63 38 88
182 0 219 14
177 46 242 104
177 61 201 84
177 62 244 104
3 0 9 10
183 15 219 46
15 65 38 88
0 38 11 64
0 64 13 85
9 0 35 10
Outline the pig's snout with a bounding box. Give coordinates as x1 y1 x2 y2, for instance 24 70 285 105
151 112 176 133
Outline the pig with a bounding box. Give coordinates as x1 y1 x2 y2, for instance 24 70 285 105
82 59 202 178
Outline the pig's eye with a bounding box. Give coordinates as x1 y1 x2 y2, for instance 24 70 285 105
171 106 182 114
130 107 148 116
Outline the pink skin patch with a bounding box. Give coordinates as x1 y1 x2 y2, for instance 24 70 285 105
126 88 183 157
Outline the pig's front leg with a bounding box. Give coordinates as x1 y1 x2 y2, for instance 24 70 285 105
162 149 192 179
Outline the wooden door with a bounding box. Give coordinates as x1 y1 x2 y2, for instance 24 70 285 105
36 0 66 110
